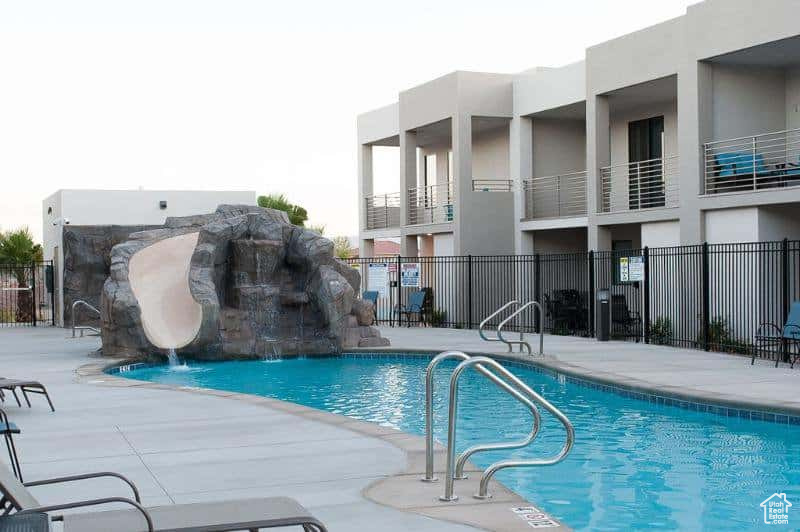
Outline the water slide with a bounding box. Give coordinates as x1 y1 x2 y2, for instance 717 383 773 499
128 232 203 349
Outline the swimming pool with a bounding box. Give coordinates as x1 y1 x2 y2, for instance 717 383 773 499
113 354 800 531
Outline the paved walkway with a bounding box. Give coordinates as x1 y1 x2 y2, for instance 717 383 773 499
379 326 800 415
0 328 480 531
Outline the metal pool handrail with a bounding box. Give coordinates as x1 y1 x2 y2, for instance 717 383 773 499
422 351 541 483
496 301 544 355
478 300 518 344
71 300 101 338
441 356 574 501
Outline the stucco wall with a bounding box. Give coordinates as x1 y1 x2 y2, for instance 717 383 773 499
532 119 586 177
711 64 786 140
472 125 510 179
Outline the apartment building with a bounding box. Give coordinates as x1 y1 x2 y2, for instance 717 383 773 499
357 0 800 258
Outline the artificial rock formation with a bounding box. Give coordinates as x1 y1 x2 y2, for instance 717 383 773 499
100 205 388 359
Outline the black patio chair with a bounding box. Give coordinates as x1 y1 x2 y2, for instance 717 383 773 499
611 294 641 341
754 301 800 367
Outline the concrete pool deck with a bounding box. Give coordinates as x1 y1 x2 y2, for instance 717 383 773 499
0 327 564 532
378 326 800 417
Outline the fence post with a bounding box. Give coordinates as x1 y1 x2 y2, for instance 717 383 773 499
30 263 37 327
643 247 650 344
588 251 595 338
50 261 56 326
396 254 402 327
534 253 541 333
782 238 790 363
467 254 473 329
702 242 710 351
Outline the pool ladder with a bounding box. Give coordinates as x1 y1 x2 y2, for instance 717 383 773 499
422 351 574 501
478 300 544 356
71 300 101 337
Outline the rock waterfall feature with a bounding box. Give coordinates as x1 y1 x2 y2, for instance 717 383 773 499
100 205 388 360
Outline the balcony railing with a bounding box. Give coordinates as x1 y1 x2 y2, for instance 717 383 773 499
704 127 800 195
600 155 679 213
523 171 587 220
408 182 454 225
472 179 513 192
365 192 400 230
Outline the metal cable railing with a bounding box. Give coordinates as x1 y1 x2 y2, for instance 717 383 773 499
364 192 400 230
472 179 513 192
704 127 800 194
523 170 587 219
600 155 679 213
408 182 454 225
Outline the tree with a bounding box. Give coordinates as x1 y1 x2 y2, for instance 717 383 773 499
0 227 43 323
257 194 308 226
331 236 353 259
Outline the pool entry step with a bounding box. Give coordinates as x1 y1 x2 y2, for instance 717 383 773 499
423 351 574 501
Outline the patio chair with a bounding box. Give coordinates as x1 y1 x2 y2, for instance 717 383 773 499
395 290 426 327
0 463 328 532
611 294 641 341
0 380 54 412
0 410 21 482
754 301 800 368
362 290 379 309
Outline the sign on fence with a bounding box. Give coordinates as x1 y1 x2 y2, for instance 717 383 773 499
367 262 389 298
400 262 420 288
619 255 644 283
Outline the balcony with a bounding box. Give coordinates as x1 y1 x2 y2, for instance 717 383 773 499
523 171 587 220
365 192 400 230
408 182 454 225
600 155 679 214
703 128 800 195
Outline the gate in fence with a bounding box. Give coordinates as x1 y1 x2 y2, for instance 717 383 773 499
0 261 55 327
346 238 800 364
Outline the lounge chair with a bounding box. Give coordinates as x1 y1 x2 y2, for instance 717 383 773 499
0 410 21 482
0 464 328 531
754 301 800 367
0 380 54 412
395 290 426 327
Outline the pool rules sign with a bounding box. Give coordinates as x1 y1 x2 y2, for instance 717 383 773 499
619 255 644 283
400 262 421 288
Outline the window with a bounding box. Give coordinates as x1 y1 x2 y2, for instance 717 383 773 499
628 116 665 209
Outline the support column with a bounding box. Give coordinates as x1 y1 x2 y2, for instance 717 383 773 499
678 60 711 245
511 115 533 254
399 130 417 256
587 94 610 251
359 238 375 258
357 144 373 256
452 113 472 255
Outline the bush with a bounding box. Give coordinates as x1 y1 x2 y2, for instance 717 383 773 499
699 316 752 355
429 309 447 327
649 316 673 345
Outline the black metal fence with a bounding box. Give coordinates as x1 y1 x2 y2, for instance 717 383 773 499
0 262 55 327
346 238 800 363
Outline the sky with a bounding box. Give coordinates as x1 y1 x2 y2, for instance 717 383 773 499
0 0 699 242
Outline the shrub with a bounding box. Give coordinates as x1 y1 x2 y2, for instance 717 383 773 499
649 316 673 345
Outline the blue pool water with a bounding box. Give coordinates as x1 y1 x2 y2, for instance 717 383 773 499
114 355 800 531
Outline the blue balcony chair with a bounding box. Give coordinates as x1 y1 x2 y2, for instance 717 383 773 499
754 301 800 367
395 290 427 327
